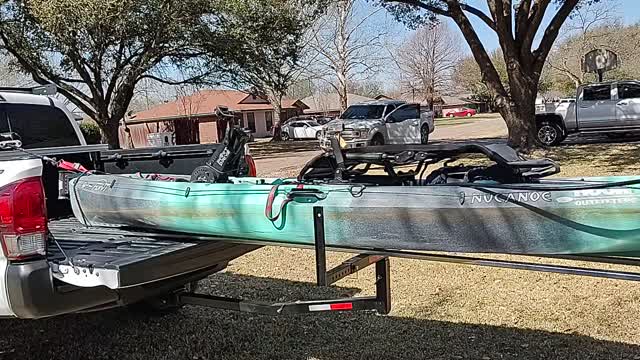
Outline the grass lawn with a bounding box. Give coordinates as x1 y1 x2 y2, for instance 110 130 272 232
539 141 640 177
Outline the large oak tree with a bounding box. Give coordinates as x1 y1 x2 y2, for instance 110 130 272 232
380 0 600 149
0 0 316 148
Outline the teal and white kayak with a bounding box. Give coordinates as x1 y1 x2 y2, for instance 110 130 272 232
69 173 640 256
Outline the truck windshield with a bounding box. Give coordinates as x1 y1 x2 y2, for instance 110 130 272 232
340 105 385 120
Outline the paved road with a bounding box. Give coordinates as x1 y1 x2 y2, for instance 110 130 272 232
431 115 506 141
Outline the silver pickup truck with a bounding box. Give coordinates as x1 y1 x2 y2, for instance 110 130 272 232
319 100 435 149
536 80 640 145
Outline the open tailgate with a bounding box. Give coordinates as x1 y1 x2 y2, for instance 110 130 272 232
48 218 260 289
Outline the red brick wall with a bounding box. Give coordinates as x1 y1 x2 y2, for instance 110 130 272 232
119 121 174 149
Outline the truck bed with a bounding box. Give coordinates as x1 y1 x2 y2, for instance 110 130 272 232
47 218 260 289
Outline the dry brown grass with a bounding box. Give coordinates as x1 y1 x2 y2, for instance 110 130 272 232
537 142 640 177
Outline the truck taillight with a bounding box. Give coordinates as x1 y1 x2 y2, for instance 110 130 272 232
0 177 47 261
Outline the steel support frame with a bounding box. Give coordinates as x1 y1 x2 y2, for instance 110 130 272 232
176 203 640 316
178 206 392 315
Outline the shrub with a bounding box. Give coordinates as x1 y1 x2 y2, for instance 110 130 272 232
80 122 102 144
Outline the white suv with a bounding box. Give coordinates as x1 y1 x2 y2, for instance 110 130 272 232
320 100 435 149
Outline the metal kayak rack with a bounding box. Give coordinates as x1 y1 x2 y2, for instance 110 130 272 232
177 206 391 315
176 205 640 316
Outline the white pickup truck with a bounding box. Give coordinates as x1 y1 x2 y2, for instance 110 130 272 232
0 87 262 319
319 100 435 149
535 80 640 145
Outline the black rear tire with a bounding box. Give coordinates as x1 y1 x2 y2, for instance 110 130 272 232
537 122 563 146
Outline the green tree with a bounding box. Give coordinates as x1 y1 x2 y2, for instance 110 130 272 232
79 122 101 144
453 50 506 112
0 0 313 148
205 0 324 140
380 0 602 149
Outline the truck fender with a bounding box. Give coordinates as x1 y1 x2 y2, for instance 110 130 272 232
420 111 435 132
369 129 385 144
535 114 566 135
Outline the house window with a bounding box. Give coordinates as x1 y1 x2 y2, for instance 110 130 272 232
265 111 273 133
246 112 256 133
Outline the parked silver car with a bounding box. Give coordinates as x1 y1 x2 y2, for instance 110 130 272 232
319 100 435 150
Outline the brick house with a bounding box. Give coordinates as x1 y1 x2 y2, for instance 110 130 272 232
120 90 308 148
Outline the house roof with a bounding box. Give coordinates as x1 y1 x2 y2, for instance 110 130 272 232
375 93 484 107
302 93 375 114
439 95 483 106
129 90 307 123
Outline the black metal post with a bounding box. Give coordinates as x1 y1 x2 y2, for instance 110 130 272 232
375 257 391 315
313 206 327 286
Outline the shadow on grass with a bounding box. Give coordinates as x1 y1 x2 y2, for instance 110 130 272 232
1 273 638 360
431 135 640 175
544 136 640 175
250 140 321 159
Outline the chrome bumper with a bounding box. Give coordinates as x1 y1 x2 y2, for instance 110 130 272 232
319 137 369 150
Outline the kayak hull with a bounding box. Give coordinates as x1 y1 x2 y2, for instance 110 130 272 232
69 175 640 256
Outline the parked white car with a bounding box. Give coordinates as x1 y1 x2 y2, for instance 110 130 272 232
319 100 435 149
281 120 324 140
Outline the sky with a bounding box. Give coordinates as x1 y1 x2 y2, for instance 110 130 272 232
445 0 640 53
369 0 640 90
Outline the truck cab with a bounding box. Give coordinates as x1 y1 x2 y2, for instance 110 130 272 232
535 80 640 145
319 100 435 150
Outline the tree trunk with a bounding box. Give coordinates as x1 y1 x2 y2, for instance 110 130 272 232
499 102 538 151
337 67 348 112
336 0 349 113
100 118 121 149
270 101 284 142
499 70 539 151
